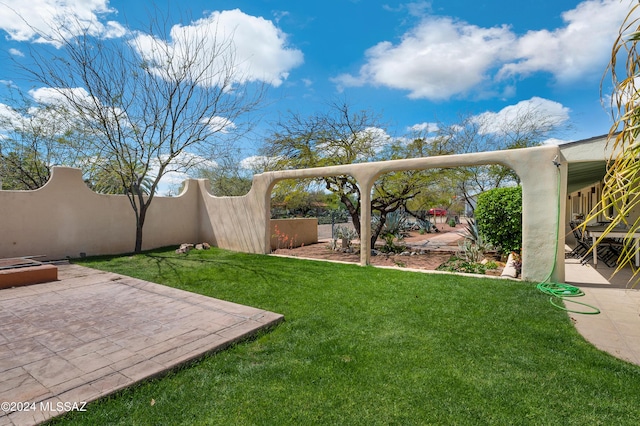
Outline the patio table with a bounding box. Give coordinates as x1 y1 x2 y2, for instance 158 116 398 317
586 226 640 269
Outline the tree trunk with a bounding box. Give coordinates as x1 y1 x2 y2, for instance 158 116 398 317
371 213 386 248
340 194 361 238
134 203 148 253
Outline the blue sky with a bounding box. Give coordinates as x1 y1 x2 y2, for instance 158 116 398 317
0 0 635 183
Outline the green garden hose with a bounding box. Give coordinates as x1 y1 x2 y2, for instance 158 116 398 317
535 160 600 315
536 282 600 315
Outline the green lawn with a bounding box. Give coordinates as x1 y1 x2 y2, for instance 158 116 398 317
53 247 640 425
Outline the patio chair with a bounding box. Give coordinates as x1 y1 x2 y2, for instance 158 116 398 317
568 221 590 258
569 221 618 267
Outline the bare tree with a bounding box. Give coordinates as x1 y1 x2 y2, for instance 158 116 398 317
14 12 264 252
439 104 568 212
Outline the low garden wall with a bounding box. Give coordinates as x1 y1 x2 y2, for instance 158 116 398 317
270 218 318 251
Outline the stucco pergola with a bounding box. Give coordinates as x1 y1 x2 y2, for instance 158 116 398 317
251 144 567 283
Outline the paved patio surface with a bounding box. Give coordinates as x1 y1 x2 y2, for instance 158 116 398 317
564 255 640 366
0 264 283 426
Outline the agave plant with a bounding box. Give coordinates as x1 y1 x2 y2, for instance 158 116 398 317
373 211 409 253
458 218 493 263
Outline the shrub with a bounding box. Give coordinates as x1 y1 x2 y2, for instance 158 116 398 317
436 256 487 274
475 186 522 254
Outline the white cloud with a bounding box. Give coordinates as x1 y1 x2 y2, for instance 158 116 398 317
0 97 78 136
203 116 236 134
408 122 439 133
472 97 570 135
240 155 281 171
8 48 23 57
0 103 23 128
334 0 635 100
131 9 303 88
29 86 91 106
499 0 632 82
0 0 126 46
333 17 515 100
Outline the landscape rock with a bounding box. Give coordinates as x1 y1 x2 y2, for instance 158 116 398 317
175 243 199 254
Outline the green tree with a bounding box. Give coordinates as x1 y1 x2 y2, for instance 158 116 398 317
0 151 49 190
196 158 253 197
263 101 423 246
87 159 154 195
0 88 86 189
382 134 460 218
438 106 566 212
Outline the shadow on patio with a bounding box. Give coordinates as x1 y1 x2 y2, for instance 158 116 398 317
563 241 640 366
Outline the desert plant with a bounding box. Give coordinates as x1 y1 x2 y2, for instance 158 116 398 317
457 238 483 263
377 211 409 236
416 218 437 234
272 225 298 250
436 256 487 274
374 211 409 253
334 225 358 249
380 233 408 254
580 2 640 280
457 218 493 263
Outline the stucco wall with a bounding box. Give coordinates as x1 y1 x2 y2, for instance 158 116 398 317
0 167 199 260
0 144 568 283
270 218 318 250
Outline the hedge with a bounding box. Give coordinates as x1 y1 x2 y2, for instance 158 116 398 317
475 186 522 253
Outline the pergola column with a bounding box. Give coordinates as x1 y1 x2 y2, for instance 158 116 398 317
357 176 375 266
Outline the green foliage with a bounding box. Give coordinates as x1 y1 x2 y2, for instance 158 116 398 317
197 166 252 197
484 260 499 270
263 102 428 245
436 256 487 274
88 160 154 195
416 218 436 233
0 151 50 190
457 218 493 263
475 186 522 253
373 211 409 253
